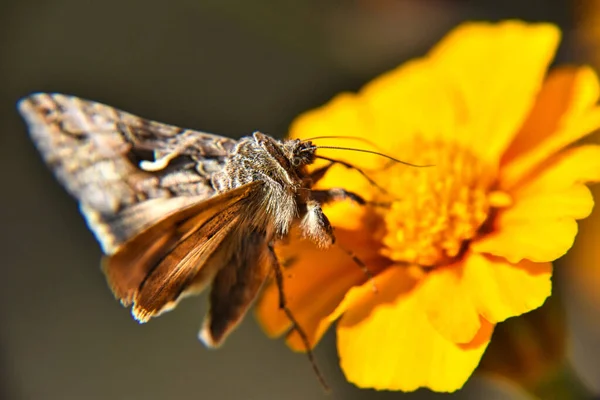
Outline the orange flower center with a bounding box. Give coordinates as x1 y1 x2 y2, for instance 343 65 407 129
376 140 506 267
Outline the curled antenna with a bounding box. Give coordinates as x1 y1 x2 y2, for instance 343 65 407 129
311 145 434 168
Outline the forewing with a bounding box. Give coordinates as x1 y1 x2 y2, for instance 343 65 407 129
102 181 263 318
18 92 237 253
199 230 273 347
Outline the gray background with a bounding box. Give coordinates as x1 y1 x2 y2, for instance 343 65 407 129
0 1 582 399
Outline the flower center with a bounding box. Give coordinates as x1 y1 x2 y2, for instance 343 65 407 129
376 140 504 267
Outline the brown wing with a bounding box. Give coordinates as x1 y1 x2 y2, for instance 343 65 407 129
102 181 263 322
199 230 274 348
18 92 237 254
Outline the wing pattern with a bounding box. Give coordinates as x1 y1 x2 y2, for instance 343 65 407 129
18 92 237 253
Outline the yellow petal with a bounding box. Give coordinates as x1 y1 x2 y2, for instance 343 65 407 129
514 145 600 194
360 58 460 149
388 254 547 346
417 264 481 344
473 146 600 263
464 253 552 323
335 267 493 392
426 21 560 163
474 219 578 264
502 66 600 189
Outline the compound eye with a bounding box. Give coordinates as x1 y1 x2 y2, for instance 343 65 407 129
291 157 301 167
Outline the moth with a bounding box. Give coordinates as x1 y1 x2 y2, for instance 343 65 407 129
18 92 373 351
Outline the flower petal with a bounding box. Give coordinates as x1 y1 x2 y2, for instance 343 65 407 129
474 219 578 264
254 229 382 350
418 264 481 344
427 21 560 163
464 253 552 323
408 255 545 345
473 145 600 263
360 58 459 149
514 145 600 194
334 267 493 392
501 66 600 188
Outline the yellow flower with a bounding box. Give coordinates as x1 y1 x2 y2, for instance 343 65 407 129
255 21 600 392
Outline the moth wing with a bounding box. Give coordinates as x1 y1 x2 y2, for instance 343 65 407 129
102 181 263 317
18 92 237 254
199 231 274 347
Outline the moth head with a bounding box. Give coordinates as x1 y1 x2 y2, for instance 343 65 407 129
284 139 317 168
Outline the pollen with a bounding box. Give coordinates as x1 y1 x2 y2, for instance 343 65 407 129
377 140 499 267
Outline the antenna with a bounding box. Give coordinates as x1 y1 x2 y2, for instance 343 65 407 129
304 135 381 150
312 145 434 168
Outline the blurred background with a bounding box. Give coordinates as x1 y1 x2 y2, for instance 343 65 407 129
1 0 598 399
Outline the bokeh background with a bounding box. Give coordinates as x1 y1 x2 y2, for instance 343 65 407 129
1 1 598 399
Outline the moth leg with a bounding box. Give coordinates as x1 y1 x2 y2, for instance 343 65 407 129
307 190 379 292
267 244 330 392
311 188 365 205
311 188 389 208
307 161 334 185
310 155 389 195
335 243 378 293
300 196 377 289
